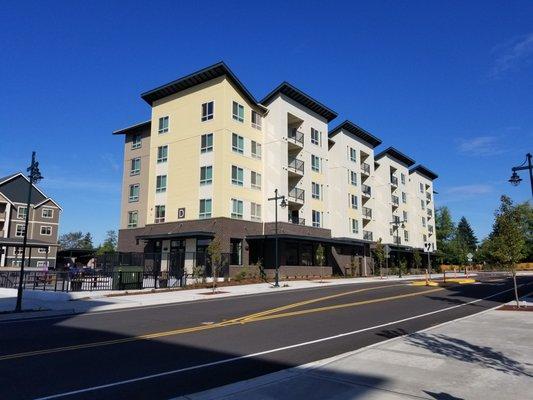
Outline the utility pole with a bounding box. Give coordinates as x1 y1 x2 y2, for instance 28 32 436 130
509 153 533 197
268 189 286 287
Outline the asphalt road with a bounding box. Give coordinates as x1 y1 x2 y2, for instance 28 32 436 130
1 275 531 400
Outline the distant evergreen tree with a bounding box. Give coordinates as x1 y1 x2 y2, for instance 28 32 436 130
456 216 478 253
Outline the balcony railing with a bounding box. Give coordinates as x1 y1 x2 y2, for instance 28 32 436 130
363 230 373 241
361 184 371 197
391 195 399 206
426 192 432 202
390 176 398 186
288 215 305 225
428 225 434 234
361 162 371 175
288 187 305 202
288 129 304 146
393 236 401 245
427 209 433 218
288 158 305 174
362 207 372 219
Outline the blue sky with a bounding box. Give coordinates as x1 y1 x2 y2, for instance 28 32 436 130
1 1 531 245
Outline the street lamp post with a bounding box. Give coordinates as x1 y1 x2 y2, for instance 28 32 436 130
15 152 43 312
268 189 287 287
390 219 406 278
509 153 533 197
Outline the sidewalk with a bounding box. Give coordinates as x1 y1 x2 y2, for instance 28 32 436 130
177 299 533 400
0 273 466 320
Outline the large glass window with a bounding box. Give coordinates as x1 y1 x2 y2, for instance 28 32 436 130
350 194 358 209
251 141 262 159
402 192 407 203
251 110 262 130
311 128 321 146
231 166 244 186
199 199 212 219
127 211 138 228
312 182 321 199
15 224 26 237
17 206 27 219
200 166 212 186
201 101 214 121
350 218 359 234
350 171 357 186
349 147 357 162
156 175 167 193
131 134 142 149
230 239 243 265
40 226 52 236
42 208 54 218
158 116 169 134
154 205 165 223
231 199 243 219
157 145 168 163
311 155 321 172
312 210 322 227
251 202 261 221
232 133 244 154
201 133 213 153
232 101 244 122
128 184 139 202
130 158 141 175
251 171 261 189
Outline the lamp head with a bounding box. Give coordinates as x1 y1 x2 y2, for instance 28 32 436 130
509 171 522 186
280 197 287 208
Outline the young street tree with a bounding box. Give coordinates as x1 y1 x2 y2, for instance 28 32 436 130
96 230 118 255
315 244 326 282
207 238 222 294
435 207 455 264
373 238 385 275
413 249 422 270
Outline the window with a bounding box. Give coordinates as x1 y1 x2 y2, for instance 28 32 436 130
38 248 50 254
420 182 424 193
156 175 167 193
231 199 243 219
422 216 426 227
402 192 407 203
421 199 425 210
311 155 321 172
350 218 359 234
13 247 23 256
403 211 408 222
40 226 52 236
251 141 262 159
349 147 357 162
232 133 244 154
127 211 138 228
231 166 244 186
199 199 212 219
157 145 168 163
350 171 357 186
17 206 27 219
131 134 142 149
158 116 169 134
251 171 261 189
200 166 213 185
350 194 358 209
312 182 321 200
312 210 322 227
423 234 428 242
311 128 321 146
154 205 165 223
251 203 261 221
128 184 139 202
201 101 214 121
232 101 244 122
36 261 48 268
404 230 409 242
42 208 53 218
251 110 262 130
130 158 141 175
15 224 25 237
401 173 406 185
201 133 213 153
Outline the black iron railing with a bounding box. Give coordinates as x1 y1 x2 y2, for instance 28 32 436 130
361 162 371 175
363 207 372 219
288 129 304 145
288 158 305 174
362 184 371 196
288 187 305 202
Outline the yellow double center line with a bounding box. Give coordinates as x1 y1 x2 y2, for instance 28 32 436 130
0 284 442 362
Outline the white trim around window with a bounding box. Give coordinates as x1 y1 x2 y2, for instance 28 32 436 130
40 226 52 236
42 208 54 218
15 224 25 237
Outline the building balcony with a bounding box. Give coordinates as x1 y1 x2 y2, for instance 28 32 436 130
361 184 371 198
390 176 398 186
393 236 401 245
288 128 304 148
363 230 373 241
391 195 399 207
428 225 434 234
362 206 372 220
426 192 432 202
361 162 371 176
427 209 433 219
288 215 305 225
287 158 305 177
288 187 305 204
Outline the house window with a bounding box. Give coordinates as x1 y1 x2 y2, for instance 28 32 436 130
403 211 408 222
231 199 243 219
404 230 409 242
42 208 54 218
201 133 213 153
422 216 426 227
312 210 322 227
312 182 321 200
349 147 357 162
311 155 321 172
17 206 27 219
232 101 244 122
251 202 261 221
40 226 52 236
232 133 244 154
200 166 213 185
15 224 26 237
350 194 358 209
199 199 212 219
38 248 50 254
131 134 142 149
402 192 407 203
350 218 359 234
154 205 165 223
311 128 321 146
128 184 139 202
158 116 169 134
421 199 425 210
127 211 138 228
251 141 262 159
157 145 168 163
423 234 427 242
401 173 406 185
36 261 48 268
420 182 424 193
156 175 167 193
350 171 357 186
251 110 262 130
231 166 244 186
201 101 214 121
130 158 141 175
13 247 23 256
251 171 261 189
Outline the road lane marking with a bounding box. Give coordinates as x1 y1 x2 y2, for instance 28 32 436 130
32 284 524 400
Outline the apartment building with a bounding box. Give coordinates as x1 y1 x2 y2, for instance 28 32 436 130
0 173 61 269
114 62 438 277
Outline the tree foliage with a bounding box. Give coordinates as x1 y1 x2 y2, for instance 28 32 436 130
373 238 386 273
207 237 222 293
412 249 422 269
58 231 94 251
456 217 477 253
96 230 117 255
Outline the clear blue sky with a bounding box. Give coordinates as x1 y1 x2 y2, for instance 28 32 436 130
1 1 531 245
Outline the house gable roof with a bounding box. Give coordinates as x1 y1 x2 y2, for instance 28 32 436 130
328 120 382 148
0 173 61 208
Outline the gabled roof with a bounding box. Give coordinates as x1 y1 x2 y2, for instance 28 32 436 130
112 120 151 135
0 173 19 185
260 82 338 122
329 120 382 148
374 147 416 167
0 172 61 208
141 61 266 111
410 164 438 180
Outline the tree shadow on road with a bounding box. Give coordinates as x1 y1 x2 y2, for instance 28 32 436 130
406 332 531 377
424 390 464 400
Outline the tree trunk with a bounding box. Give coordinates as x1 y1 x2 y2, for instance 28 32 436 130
512 270 520 308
